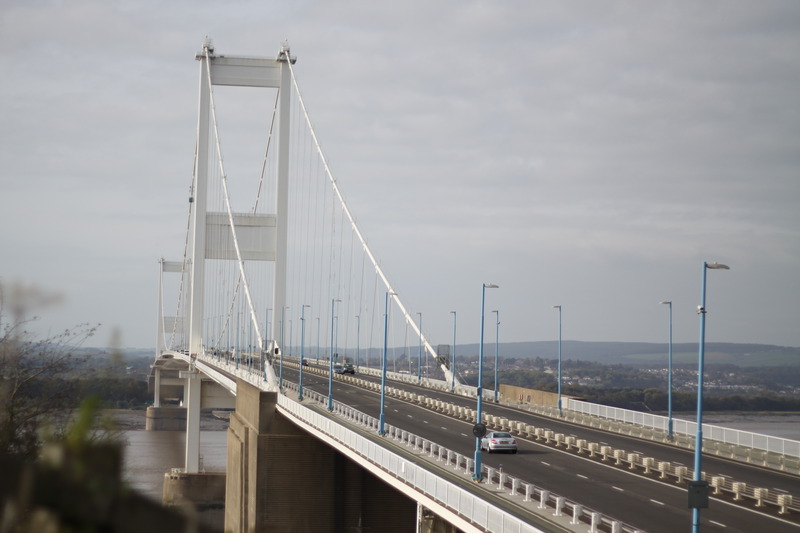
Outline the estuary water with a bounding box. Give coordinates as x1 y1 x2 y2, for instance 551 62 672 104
121 429 228 502
673 412 800 441
112 411 229 503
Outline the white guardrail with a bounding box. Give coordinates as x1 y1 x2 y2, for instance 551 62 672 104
185 351 798 522
190 351 644 532
566 399 800 460
304 358 800 462
278 382 645 533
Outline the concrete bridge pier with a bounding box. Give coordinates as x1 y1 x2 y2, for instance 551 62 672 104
226 379 417 532
146 364 187 431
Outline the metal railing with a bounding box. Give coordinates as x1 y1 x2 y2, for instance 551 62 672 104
279 379 645 533
567 399 800 459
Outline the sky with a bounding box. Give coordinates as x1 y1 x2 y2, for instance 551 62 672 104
1 1 799 351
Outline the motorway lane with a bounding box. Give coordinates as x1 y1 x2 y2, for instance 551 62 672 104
331 366 800 499
282 367 798 533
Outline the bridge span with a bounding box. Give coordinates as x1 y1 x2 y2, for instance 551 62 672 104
150 39 798 532
148 349 798 532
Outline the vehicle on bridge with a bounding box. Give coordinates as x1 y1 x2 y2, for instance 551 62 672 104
342 363 355 374
480 431 518 454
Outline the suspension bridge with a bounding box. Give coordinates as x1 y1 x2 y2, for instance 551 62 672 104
148 40 799 533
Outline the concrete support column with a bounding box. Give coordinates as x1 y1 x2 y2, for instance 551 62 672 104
153 367 162 408
226 379 416 532
182 369 202 473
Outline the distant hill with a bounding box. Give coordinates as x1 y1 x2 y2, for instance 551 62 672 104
450 341 800 368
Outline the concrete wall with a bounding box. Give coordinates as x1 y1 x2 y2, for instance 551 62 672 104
225 380 415 533
500 384 578 408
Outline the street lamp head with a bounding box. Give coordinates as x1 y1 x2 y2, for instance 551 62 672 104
553 305 561 310
660 300 671 305
484 283 499 289
705 262 730 270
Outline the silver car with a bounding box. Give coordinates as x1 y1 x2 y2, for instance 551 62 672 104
480 431 518 454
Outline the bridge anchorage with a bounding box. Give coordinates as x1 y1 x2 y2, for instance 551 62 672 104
147 39 799 533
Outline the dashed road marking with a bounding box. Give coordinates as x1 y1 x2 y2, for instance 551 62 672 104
577 474 588 480
612 486 624 492
541 461 551 466
649 499 664 506
709 521 727 528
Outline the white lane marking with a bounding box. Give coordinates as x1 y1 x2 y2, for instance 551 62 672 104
612 486 624 492
649 499 664 506
441 427 448 430
541 461 551 466
577 474 588 479
709 521 727 528
460 433 468 437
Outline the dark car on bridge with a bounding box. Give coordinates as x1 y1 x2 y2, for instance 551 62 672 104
342 363 355 374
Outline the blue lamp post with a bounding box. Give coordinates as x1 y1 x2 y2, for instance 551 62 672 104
450 311 457 392
553 305 563 414
660 300 674 440
379 291 396 435
235 310 240 370
417 312 423 383
355 314 361 370
327 298 341 411
492 310 500 403
692 262 729 532
316 317 320 361
298 305 310 401
474 283 498 481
